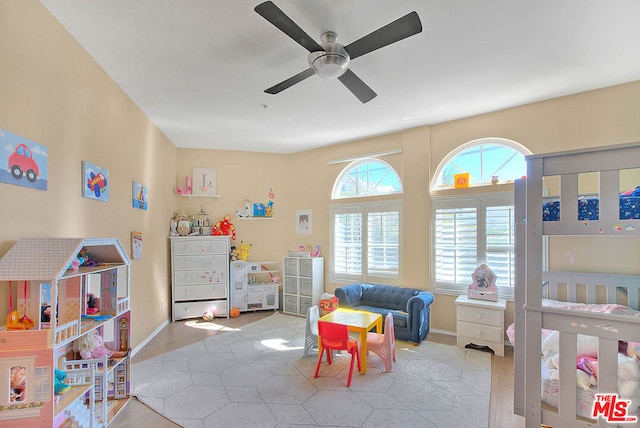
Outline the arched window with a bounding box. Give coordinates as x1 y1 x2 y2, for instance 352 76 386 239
330 158 403 284
431 138 530 298
432 138 530 191
332 159 402 199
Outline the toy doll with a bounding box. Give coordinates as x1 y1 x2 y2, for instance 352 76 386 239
73 330 127 360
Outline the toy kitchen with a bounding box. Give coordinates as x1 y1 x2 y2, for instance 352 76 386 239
229 260 279 312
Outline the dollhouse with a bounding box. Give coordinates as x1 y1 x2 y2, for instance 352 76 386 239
0 237 131 427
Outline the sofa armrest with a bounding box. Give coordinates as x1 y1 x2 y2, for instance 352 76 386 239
405 291 435 342
406 292 435 314
334 284 365 307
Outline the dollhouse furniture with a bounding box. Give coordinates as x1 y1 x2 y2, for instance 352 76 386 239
170 236 230 321
0 237 131 427
334 283 435 344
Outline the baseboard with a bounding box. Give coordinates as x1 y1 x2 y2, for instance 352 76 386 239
429 328 456 337
131 318 170 358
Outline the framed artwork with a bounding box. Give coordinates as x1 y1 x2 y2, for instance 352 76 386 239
296 209 312 234
131 231 143 259
0 129 48 191
132 181 148 210
192 168 217 196
83 161 109 201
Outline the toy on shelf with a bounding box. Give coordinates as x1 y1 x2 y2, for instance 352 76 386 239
54 369 71 396
72 330 128 359
86 293 99 315
237 241 252 261
6 281 34 330
266 187 275 217
236 199 253 218
213 214 236 240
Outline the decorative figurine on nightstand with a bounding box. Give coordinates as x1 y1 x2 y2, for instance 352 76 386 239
467 264 498 301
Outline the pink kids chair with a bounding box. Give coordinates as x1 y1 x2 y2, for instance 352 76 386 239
366 312 396 372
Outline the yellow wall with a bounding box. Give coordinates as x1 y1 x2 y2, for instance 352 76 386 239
2 1 640 348
0 1 178 348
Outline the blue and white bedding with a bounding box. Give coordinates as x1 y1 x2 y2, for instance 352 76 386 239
543 187 640 221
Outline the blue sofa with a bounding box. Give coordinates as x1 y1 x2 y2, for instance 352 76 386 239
334 283 435 344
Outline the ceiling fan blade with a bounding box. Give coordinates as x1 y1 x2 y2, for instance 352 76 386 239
255 1 324 53
338 69 377 103
344 11 422 60
265 68 315 94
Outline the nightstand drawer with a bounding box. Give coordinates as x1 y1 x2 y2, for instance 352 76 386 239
457 305 502 327
457 320 504 343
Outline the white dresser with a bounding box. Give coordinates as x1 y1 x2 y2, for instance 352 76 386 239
170 236 230 321
282 256 323 316
455 295 506 357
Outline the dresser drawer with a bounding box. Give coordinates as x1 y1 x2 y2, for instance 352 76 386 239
457 320 503 344
174 284 227 300
457 304 503 327
173 239 227 256
174 269 226 286
173 254 227 270
173 300 227 320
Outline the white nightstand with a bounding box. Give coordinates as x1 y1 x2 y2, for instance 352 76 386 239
455 295 506 357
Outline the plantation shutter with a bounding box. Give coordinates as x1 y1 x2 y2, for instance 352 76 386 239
367 208 400 279
434 207 478 283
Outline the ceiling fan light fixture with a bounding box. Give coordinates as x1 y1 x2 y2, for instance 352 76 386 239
310 52 349 79
308 32 350 79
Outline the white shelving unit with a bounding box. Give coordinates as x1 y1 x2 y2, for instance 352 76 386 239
170 236 230 321
229 261 279 312
0 237 132 427
282 257 324 317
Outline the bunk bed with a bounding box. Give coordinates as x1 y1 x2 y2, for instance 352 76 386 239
513 142 640 428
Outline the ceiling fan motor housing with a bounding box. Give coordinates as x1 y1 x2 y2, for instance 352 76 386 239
308 31 350 79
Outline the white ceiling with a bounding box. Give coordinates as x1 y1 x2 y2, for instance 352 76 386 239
39 0 640 154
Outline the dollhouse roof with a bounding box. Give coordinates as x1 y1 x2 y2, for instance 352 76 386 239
0 237 130 281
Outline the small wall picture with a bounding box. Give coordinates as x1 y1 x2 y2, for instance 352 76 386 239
0 129 48 190
83 160 109 201
192 168 217 196
132 181 148 210
132 231 143 259
296 209 312 234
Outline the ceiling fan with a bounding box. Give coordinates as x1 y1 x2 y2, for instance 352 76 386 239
254 1 422 103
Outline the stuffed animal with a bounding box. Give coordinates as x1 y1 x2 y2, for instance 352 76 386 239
213 214 236 240
627 341 640 358
54 369 71 396
238 241 252 261
236 200 252 219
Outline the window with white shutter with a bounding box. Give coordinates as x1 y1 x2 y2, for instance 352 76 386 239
331 201 402 284
432 193 515 297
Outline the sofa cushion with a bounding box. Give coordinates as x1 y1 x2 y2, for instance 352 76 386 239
350 305 408 329
360 285 421 312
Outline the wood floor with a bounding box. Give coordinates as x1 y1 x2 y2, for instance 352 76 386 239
110 311 525 428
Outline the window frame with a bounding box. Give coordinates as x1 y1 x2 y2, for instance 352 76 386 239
330 199 402 285
431 138 531 191
332 158 402 199
431 191 515 298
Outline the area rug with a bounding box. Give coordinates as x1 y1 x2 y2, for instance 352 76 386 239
132 312 491 428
